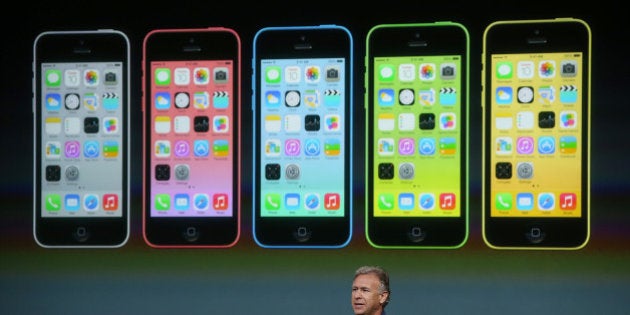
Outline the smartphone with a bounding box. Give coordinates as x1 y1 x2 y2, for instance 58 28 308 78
482 18 591 249
33 30 130 248
365 23 469 248
142 28 241 248
252 25 353 248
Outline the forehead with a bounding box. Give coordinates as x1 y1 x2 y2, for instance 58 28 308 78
353 273 380 288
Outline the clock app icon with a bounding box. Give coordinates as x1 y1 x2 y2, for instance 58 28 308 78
517 86 534 104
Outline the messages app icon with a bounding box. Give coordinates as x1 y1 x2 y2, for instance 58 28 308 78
378 64 394 82
496 62 512 79
265 66 281 84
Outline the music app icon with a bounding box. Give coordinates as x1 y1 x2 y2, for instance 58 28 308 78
559 193 577 210
324 193 340 210
102 194 118 211
213 193 229 211
439 193 456 210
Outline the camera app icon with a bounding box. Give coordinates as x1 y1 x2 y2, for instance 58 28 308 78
213 67 228 83
440 63 456 80
560 60 577 77
325 65 340 82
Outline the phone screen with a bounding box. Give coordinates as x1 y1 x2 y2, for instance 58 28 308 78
148 60 235 217
39 61 125 217
489 52 583 217
259 57 346 217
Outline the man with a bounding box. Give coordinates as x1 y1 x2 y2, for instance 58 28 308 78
351 265 391 315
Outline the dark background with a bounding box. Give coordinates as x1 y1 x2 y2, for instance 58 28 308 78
2 1 629 314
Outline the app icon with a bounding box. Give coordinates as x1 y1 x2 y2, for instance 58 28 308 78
378 113 395 131
398 138 415 155
103 194 118 211
398 113 415 131
155 92 171 110
284 114 301 132
418 138 436 156
285 193 300 210
284 66 300 83
495 162 512 179
174 164 189 181
174 116 190 134
325 65 340 82
103 140 119 158
560 136 577 154
64 194 80 211
324 193 340 210
559 193 577 210
377 193 394 210
174 92 190 109
284 163 299 180
516 111 534 129
439 138 456 155
45 117 62 134
517 86 534 104
324 114 340 132
265 90 281 107
83 194 99 211
84 117 99 133
65 93 80 110
304 114 320 131
419 63 435 81
285 90 301 107
440 63 456 80
102 92 120 110
305 66 320 83
398 193 414 211
103 117 118 134
174 67 190 85
64 141 80 158
439 87 456 106
193 194 210 211
45 93 61 111
495 137 512 155
516 136 534 155
174 194 190 211
496 61 512 79
538 111 555 128
439 193 456 210
265 115 282 132
213 139 229 157
398 64 415 81
495 192 512 210
538 193 555 211
213 115 229 133
174 140 190 157
418 88 435 106
155 164 170 181
538 136 555 154
154 116 171 134
419 193 435 211
213 67 228 84
378 163 394 180
398 162 415 180
440 113 456 130
560 110 577 128
84 69 99 87
419 113 435 130
560 85 578 103
560 60 577 77
398 89 414 105
265 139 281 156
213 91 229 109
83 140 100 158
496 87 513 105
284 138 301 156
516 162 533 179
193 67 210 85
45 69 61 87
104 71 117 85
45 194 61 211
154 140 171 157
193 91 209 109
264 193 281 210
495 113 512 130
378 64 395 82
213 193 229 210
538 61 555 78
265 163 281 180
64 117 80 135
304 138 320 156
194 116 209 132
538 86 556 105
193 140 209 157
45 165 61 182
155 194 171 211
45 141 61 159
324 89 341 107
304 89 320 108
516 193 533 211
378 138 394 156
155 68 171 85
83 93 99 111
265 66 281 84
324 139 341 156
517 61 534 79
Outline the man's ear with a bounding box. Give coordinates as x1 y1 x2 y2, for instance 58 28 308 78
379 291 389 304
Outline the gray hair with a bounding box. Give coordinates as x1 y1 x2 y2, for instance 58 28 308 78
354 265 390 307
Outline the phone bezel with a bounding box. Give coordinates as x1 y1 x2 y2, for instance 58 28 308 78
365 23 470 248
252 26 353 248
33 30 130 248
142 28 241 248
482 19 591 249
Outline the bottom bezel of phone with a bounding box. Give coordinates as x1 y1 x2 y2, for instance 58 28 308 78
144 217 238 247
484 218 588 249
35 217 127 247
254 217 351 248
367 217 467 248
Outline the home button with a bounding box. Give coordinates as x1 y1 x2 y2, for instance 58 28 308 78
73 226 89 243
182 226 200 243
407 226 426 243
293 226 312 243
525 227 545 244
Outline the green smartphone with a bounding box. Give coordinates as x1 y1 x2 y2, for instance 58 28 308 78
482 18 591 249
365 22 469 248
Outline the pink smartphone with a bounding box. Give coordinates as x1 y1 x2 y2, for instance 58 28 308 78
142 28 241 247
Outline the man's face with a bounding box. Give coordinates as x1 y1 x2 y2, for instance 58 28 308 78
351 273 387 315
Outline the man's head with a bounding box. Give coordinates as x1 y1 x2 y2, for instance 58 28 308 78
351 266 390 315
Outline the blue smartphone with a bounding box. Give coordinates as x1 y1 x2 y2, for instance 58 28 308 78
252 25 353 248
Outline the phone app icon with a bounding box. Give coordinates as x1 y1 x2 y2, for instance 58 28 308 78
377 193 394 210
496 87 513 105
439 87 456 106
496 61 512 79
174 194 190 211
65 93 80 110
174 116 190 134
325 65 340 82
559 135 577 154
45 141 61 159
304 114 320 131
398 64 415 81
214 67 228 84
538 86 556 105
516 192 533 211
45 69 61 87
193 194 210 211
538 193 555 211
265 139 281 157
304 89 320 108
83 140 100 158
174 140 190 157
155 194 171 211
440 113 456 130
560 85 578 103
439 193 456 210
559 193 577 210
194 116 209 132
213 140 229 157
517 61 534 79
398 193 414 211
378 163 394 179
398 138 415 155
324 89 341 107
103 140 119 158
284 114 301 132
83 93 99 111
284 66 300 83
285 193 300 210
213 91 229 109
397 113 414 131
103 117 118 134
193 91 209 109
560 110 577 128
265 66 281 84
45 117 61 135
377 138 394 156
173 67 190 85
398 89 414 105
418 88 435 106
378 64 395 82
285 90 301 107
45 194 61 212
378 113 395 131
103 194 118 211
378 88 394 106
154 140 171 157
264 193 281 210
560 60 577 77
495 113 512 130
305 66 320 83
154 116 171 134
64 140 80 158
495 137 512 155
284 139 301 156
45 93 61 111
193 67 210 85
83 194 99 212
323 193 340 210
64 194 80 212
495 193 512 210
538 111 555 129
266 90 281 107
155 92 171 110
516 136 534 155
538 61 556 79
213 193 229 210
304 138 320 156
265 115 282 132
516 111 534 129
419 63 435 81
418 138 436 156
64 117 80 135
419 113 435 130
419 193 435 211
324 138 341 156
324 114 340 132
439 138 456 155
213 115 229 133
84 69 99 87
193 140 209 157
174 92 190 109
